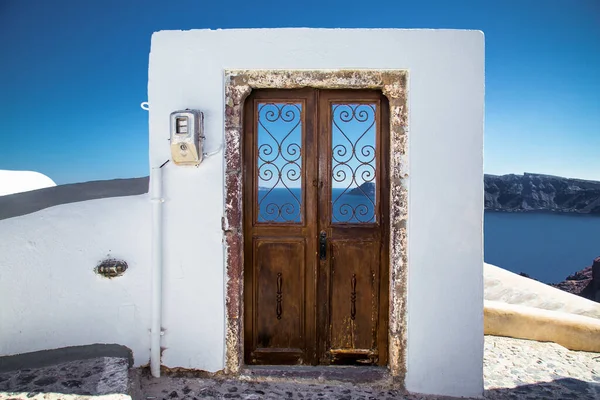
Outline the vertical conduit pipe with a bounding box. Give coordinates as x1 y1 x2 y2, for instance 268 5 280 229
150 164 165 377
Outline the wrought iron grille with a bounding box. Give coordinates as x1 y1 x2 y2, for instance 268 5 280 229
331 103 377 223
256 102 303 223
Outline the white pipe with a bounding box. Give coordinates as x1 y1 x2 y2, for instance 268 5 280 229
150 165 164 377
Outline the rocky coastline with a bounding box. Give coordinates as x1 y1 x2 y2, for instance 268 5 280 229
550 256 600 303
348 173 600 215
485 173 600 215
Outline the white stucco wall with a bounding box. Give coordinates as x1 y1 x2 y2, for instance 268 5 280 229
0 195 151 366
0 170 56 196
148 28 484 397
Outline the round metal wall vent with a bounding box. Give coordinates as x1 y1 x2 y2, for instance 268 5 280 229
95 258 128 278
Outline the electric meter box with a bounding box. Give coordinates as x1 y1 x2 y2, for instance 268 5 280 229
169 110 204 166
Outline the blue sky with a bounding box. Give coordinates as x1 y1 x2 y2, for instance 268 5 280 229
0 0 598 184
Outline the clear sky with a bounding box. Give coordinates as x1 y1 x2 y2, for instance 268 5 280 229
0 0 598 184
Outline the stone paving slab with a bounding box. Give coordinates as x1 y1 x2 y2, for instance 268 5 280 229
0 357 130 398
137 374 436 400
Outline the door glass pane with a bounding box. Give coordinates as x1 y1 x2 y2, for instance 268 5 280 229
331 103 377 223
257 102 303 223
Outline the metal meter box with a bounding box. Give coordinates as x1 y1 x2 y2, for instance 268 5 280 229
169 110 204 166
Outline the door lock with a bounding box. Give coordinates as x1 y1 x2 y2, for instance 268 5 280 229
319 231 327 260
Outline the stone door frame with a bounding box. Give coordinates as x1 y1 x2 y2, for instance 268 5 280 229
222 69 409 381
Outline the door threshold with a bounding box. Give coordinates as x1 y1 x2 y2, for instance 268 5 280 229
240 365 391 384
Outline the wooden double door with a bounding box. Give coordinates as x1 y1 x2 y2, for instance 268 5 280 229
243 89 389 366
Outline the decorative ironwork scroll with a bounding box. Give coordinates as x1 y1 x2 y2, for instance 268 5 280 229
331 103 377 223
350 273 357 320
276 273 283 320
257 103 303 223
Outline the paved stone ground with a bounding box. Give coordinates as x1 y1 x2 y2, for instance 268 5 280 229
483 336 600 399
1 336 598 399
137 336 600 400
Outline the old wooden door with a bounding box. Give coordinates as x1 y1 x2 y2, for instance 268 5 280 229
243 89 389 367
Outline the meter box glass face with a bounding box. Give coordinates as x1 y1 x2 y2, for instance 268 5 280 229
169 110 204 166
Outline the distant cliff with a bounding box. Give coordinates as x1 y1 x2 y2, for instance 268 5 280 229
485 173 600 215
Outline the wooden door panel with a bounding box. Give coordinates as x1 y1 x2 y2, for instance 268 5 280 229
244 89 389 367
244 89 317 366
317 90 389 366
250 238 306 364
328 240 380 364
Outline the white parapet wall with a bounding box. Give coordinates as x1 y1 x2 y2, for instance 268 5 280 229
484 262 600 319
0 195 152 366
484 262 600 353
485 300 600 353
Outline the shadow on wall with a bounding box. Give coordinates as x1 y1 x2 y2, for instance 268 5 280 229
0 177 149 220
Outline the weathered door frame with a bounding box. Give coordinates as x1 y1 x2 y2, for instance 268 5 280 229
223 69 409 380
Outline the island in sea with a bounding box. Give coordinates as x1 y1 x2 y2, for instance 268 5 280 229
348 182 375 198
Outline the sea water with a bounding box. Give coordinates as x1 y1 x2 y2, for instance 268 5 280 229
257 187 375 224
484 211 600 283
257 188 600 283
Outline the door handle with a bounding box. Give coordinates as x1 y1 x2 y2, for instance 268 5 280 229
319 231 327 260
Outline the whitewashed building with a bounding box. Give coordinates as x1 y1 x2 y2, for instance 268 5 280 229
0 29 485 398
